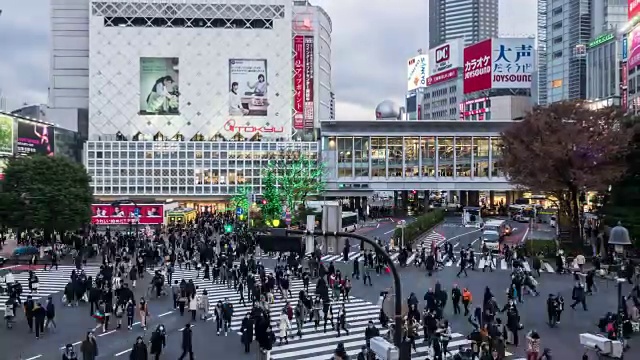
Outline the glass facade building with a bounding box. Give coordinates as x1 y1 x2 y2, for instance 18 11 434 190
85 141 318 197
428 0 499 48
328 135 503 180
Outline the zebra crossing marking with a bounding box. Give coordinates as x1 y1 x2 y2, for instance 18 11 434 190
0 265 100 311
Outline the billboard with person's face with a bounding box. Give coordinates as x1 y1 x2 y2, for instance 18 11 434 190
228 59 269 117
139 57 180 115
91 204 164 225
0 114 14 156
17 120 54 156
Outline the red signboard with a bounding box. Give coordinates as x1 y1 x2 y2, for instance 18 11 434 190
622 62 629 110
427 68 459 86
293 36 305 129
463 39 492 94
91 204 164 225
630 0 640 20
304 37 315 129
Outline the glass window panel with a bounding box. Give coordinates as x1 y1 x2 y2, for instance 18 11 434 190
387 137 403 177
437 137 454 177
491 137 504 177
371 137 387 177
456 137 472 177
421 136 436 177
473 137 490 177
337 137 353 178
404 137 419 177
354 137 369 177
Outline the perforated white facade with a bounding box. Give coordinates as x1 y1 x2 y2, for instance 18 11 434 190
88 0 294 141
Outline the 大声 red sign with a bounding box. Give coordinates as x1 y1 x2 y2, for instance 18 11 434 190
463 39 492 94
304 37 315 129
630 0 640 20
91 204 164 225
293 35 305 130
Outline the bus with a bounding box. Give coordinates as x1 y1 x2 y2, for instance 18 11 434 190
342 212 359 232
509 204 535 223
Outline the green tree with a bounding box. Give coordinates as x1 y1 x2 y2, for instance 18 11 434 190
0 155 93 243
229 185 252 215
259 170 283 225
264 153 326 214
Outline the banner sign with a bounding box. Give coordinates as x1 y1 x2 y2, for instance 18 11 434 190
407 55 428 91
463 39 492 94
628 24 640 69
91 204 164 225
429 39 462 77
427 68 459 86
304 37 315 129
630 0 640 20
293 36 305 129
17 119 55 156
622 62 629 110
0 115 14 156
490 38 534 89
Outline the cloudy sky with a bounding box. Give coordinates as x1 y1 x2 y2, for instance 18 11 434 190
0 0 536 120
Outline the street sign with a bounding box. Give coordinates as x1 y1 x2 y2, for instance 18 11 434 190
236 207 243 216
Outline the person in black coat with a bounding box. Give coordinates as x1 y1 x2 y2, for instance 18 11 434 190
129 337 147 360
178 323 194 360
240 313 254 352
257 325 276 353
149 325 166 360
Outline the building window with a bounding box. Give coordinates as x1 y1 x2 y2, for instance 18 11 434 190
553 36 563 44
552 21 563 30
552 79 563 88
473 137 489 177
387 137 403 177
337 137 353 178
371 137 386 177
353 137 369 177
490 137 504 177
552 6 562 15
455 137 472 177
552 51 563 59
421 136 436 177
437 137 454 177
404 137 419 177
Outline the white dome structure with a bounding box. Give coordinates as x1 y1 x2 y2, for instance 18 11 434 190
375 100 405 120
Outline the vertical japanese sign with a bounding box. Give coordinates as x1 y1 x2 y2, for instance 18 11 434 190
304 37 315 129
622 62 629 110
463 39 492 94
491 38 534 89
293 36 305 129
629 0 640 20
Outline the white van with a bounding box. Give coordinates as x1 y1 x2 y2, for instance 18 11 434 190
481 230 501 251
482 219 510 238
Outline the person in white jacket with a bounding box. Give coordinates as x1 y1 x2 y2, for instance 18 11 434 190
197 290 210 320
278 307 291 345
188 294 198 321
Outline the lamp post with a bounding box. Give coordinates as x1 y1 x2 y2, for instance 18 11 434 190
609 222 631 346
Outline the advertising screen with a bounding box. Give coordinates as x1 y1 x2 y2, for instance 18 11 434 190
91 204 164 225
0 114 14 156
429 39 462 77
139 57 180 115
406 92 417 120
630 0 640 20
304 37 315 129
491 38 534 89
293 35 305 129
17 120 54 156
229 59 269 117
407 55 428 91
463 39 492 94
629 24 640 69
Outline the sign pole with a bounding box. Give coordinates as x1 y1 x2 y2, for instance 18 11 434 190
246 193 252 230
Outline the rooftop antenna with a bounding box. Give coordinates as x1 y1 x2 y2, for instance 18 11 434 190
417 48 423 55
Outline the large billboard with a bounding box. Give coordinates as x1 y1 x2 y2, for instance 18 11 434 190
304 37 315 129
406 91 417 120
628 24 640 69
429 39 462 77
293 35 305 129
91 204 164 225
463 39 492 94
407 55 428 91
0 114 14 156
139 57 180 115
491 38 534 89
229 59 269 117
630 0 640 20
17 120 54 156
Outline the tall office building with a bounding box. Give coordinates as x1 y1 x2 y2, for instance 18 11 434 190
428 0 499 49
536 0 548 105
546 0 591 103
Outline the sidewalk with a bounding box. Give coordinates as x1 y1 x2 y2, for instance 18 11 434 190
0 236 17 257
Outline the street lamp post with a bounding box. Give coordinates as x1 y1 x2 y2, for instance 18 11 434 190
609 222 631 346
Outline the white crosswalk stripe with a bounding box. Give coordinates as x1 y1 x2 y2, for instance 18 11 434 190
0 265 101 311
167 267 514 359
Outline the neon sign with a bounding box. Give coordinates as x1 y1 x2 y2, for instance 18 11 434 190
224 119 284 133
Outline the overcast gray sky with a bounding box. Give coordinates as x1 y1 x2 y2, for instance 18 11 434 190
0 0 536 120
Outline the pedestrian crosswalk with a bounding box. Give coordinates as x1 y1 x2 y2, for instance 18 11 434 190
166 267 516 360
0 265 101 311
449 255 557 273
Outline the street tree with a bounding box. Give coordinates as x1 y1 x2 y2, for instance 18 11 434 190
259 170 283 225
263 153 326 215
0 155 93 243
500 101 633 242
229 185 252 215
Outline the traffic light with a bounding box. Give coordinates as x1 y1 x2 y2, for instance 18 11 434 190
255 228 302 253
224 224 233 233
